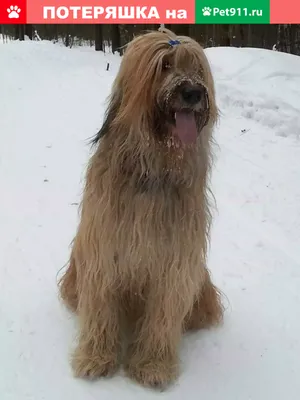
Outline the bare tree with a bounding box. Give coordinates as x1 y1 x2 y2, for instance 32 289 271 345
95 24 103 51
25 24 33 40
111 25 121 55
14 25 25 41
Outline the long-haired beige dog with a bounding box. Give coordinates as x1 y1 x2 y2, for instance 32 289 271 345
59 28 223 389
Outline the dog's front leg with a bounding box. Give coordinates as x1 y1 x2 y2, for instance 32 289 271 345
71 281 121 379
125 289 190 388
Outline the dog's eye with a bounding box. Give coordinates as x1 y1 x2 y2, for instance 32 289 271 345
162 62 171 70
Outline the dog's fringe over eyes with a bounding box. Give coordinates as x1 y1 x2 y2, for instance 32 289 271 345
58 29 224 389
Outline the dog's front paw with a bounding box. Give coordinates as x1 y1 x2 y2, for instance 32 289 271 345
125 359 179 389
71 348 119 379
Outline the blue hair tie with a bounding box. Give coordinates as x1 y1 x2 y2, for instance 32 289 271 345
169 39 180 47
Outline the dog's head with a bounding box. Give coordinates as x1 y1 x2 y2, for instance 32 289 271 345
94 29 217 150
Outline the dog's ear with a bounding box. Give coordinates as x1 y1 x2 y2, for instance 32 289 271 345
90 90 122 146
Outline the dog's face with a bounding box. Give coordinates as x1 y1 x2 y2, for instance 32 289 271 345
154 46 211 146
95 30 217 150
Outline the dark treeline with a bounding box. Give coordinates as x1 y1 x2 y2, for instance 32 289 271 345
1 24 300 55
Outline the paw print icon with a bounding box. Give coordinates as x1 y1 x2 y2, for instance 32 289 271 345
202 7 212 16
7 5 21 18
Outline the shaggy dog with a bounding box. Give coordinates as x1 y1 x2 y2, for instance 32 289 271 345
59 28 224 388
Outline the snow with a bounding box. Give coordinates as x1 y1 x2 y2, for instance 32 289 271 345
0 39 300 400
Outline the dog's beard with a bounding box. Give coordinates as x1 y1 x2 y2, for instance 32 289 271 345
154 85 210 147
153 108 209 149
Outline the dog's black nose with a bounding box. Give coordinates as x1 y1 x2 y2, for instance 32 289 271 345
180 84 203 105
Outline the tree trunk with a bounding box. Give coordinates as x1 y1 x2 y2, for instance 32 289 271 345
54 24 58 42
111 25 121 55
25 24 33 40
289 24 297 54
220 25 230 46
277 24 286 52
235 25 243 47
172 24 189 36
14 25 25 41
95 24 103 51
247 25 252 47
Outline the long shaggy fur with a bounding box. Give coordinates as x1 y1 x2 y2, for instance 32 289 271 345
59 28 224 389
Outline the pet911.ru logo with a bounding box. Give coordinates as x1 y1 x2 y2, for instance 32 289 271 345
202 7 263 17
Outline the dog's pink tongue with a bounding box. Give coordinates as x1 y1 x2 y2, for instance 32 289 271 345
174 111 197 145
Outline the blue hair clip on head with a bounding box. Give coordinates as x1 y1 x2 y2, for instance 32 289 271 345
169 39 180 47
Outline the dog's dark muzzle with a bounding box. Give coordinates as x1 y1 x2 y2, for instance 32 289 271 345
180 84 205 106
174 82 208 111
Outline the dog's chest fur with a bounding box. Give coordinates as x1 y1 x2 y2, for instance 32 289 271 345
109 183 206 280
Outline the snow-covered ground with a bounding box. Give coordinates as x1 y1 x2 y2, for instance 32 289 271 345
0 39 300 400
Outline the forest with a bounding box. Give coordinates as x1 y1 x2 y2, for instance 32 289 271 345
1 24 300 55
